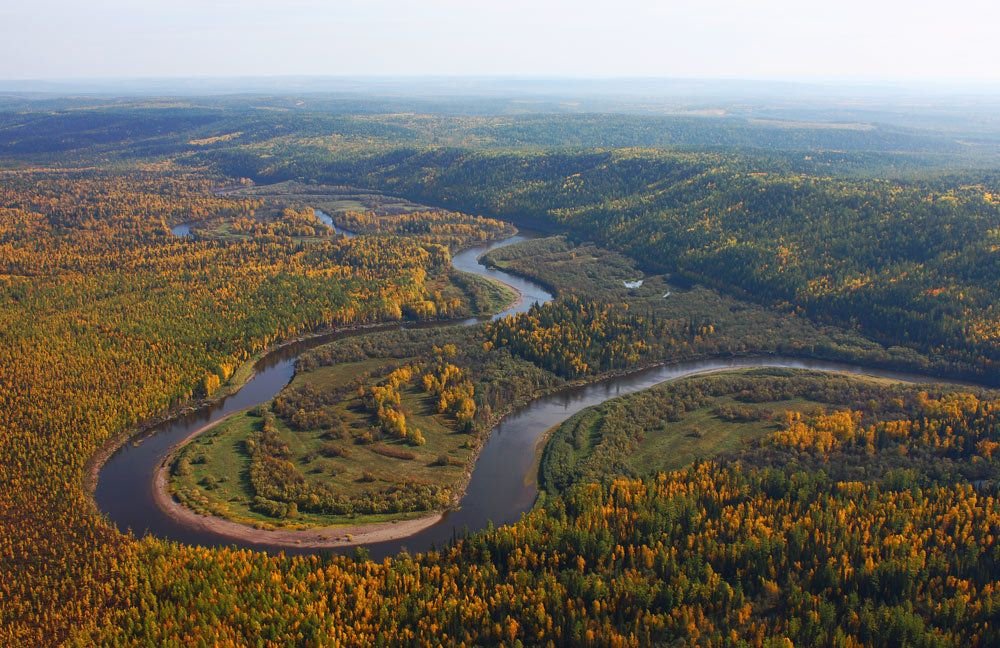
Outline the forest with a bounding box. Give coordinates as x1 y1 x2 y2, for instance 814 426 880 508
2 98 1000 647
169 233 980 533
231 145 1000 384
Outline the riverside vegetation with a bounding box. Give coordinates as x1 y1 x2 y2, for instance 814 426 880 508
171 235 970 534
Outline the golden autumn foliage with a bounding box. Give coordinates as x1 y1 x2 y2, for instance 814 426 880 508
486 296 704 378
332 208 516 251
0 168 504 644
4 165 1000 647
422 358 477 429
69 455 1000 646
770 391 1000 465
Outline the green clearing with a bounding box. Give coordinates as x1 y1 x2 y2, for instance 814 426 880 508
624 394 822 474
540 368 923 493
446 271 517 317
170 358 474 528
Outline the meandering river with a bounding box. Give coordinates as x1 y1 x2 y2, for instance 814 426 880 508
95 224 957 559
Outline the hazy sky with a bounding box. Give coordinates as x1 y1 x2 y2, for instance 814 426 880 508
2 0 998 82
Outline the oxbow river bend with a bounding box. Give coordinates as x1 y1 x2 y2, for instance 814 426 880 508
96 225 957 559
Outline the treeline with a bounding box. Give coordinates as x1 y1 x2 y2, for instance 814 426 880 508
231 206 330 238
542 368 1000 494
486 297 709 378
332 208 516 251
0 102 980 167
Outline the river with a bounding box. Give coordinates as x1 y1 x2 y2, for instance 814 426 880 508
95 223 959 559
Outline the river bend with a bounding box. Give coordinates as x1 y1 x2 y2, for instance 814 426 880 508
96 227 959 559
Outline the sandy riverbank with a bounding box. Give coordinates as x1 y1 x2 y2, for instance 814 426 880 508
93 230 546 550
151 411 446 549
143 250 525 550
154 462 443 548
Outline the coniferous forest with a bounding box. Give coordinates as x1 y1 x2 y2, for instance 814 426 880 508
3 87 1000 647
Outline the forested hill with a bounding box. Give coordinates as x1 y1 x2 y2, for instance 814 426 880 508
5 104 997 380
205 145 1000 383
2 101 997 169
5 102 986 379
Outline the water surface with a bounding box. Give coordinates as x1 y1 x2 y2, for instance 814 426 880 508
96 225 963 559
96 229 552 556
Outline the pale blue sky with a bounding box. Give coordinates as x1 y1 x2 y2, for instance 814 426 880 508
1 0 997 82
